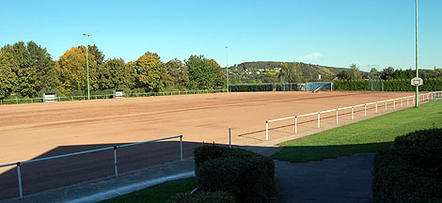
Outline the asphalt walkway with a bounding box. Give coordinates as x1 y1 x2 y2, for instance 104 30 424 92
274 153 375 203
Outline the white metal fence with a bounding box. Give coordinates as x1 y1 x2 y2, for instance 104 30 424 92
265 91 442 141
0 135 184 200
0 89 227 105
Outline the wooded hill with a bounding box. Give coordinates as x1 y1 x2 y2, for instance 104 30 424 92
229 61 348 83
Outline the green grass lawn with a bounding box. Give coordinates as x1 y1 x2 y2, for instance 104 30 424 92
101 177 196 203
272 101 442 162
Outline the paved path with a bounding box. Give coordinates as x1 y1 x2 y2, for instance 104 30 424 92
274 153 375 203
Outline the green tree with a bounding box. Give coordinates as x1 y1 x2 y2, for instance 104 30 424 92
134 52 167 91
105 58 134 89
0 45 18 99
278 62 300 83
380 67 395 80
186 55 225 89
165 58 189 89
337 70 352 80
0 41 55 98
27 41 57 93
83 45 105 90
350 64 362 80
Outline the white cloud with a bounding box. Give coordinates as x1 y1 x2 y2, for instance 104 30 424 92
300 52 322 61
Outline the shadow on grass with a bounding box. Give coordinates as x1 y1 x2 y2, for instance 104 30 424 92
272 142 394 163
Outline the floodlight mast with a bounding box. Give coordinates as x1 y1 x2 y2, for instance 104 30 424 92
83 33 92 100
226 46 229 92
415 0 419 107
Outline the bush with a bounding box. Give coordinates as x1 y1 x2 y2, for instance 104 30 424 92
229 83 275 92
373 129 442 202
194 145 275 203
167 191 236 203
194 145 274 178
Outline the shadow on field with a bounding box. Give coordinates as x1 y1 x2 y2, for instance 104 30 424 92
0 140 201 200
0 137 393 200
273 142 394 163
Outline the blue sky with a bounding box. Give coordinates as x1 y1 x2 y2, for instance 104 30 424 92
0 0 440 71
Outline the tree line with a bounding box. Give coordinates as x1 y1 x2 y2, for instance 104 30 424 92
336 65 442 80
0 41 225 99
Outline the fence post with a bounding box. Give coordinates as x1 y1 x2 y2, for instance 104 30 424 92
364 104 367 118
180 135 183 160
294 116 298 134
385 100 387 111
16 162 23 199
265 121 269 141
228 128 232 148
351 106 354 120
393 100 396 110
317 112 320 128
113 146 118 177
336 109 339 124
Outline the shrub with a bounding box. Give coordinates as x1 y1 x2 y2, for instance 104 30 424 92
194 145 274 178
167 191 236 203
197 158 274 202
194 145 275 203
373 129 442 202
229 83 275 92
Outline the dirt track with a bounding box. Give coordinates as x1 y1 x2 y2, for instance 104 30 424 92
0 91 413 199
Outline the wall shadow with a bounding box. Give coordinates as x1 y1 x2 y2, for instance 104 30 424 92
0 140 200 200
0 139 393 201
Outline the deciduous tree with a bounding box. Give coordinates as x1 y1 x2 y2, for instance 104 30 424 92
135 52 167 91
186 55 225 89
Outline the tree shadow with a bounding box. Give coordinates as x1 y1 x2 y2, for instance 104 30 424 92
273 142 394 163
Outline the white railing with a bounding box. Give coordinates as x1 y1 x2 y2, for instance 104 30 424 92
0 135 184 200
265 91 442 141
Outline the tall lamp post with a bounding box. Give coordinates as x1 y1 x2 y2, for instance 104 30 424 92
225 46 229 92
414 0 419 107
83 33 92 100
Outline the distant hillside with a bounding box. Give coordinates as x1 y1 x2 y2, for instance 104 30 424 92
237 61 347 74
229 61 348 83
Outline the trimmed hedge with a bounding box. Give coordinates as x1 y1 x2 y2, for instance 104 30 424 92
229 83 277 92
194 145 275 202
194 145 274 178
167 191 236 203
373 129 442 202
334 78 442 91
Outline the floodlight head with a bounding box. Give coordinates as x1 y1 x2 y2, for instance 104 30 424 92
83 33 92 37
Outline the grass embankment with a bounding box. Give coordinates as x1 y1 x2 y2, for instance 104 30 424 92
102 177 196 203
272 101 442 162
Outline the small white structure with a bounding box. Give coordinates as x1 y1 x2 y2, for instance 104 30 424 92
42 93 58 102
113 90 124 98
